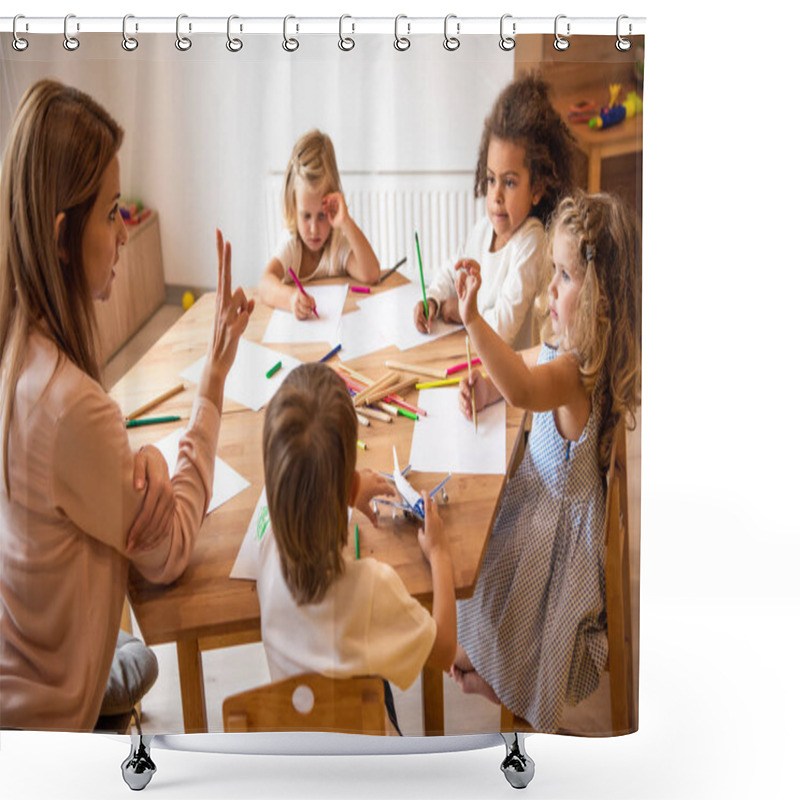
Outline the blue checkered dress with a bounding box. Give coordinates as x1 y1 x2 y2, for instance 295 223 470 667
457 344 607 732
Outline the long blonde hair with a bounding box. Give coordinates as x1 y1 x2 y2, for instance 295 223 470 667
544 192 642 473
281 129 342 236
261 364 357 605
0 79 124 495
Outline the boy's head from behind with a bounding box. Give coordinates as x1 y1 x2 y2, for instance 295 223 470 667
262 363 357 605
282 129 342 239
475 72 576 225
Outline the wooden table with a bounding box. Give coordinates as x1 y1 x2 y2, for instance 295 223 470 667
554 87 643 194
112 274 526 735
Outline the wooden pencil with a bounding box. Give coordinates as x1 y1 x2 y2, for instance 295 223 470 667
126 383 184 421
384 360 447 380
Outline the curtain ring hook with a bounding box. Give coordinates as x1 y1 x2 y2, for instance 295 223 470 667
554 14 570 51
226 15 243 52
338 14 355 51
616 15 632 51
283 15 299 52
394 14 410 51
175 14 192 51
63 13 80 51
122 14 138 51
443 14 460 51
12 15 29 52
499 14 515 51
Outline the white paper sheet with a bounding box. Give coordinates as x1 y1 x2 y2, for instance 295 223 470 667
262 283 349 346
336 305 394 362
230 487 268 581
153 427 251 514
409 387 507 474
180 339 303 411
357 282 462 351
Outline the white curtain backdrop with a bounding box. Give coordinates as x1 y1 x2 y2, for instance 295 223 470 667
0 33 511 288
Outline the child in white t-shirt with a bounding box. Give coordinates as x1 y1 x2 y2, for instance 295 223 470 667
257 364 456 733
258 130 380 319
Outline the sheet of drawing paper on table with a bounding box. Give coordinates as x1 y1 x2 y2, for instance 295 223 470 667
262 283 349 346
357 282 463 351
336 304 394 361
180 339 303 411
230 487 268 580
152 427 251 514
409 387 507 474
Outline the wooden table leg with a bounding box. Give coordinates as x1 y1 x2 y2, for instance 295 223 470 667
421 664 444 736
588 149 602 194
176 639 208 733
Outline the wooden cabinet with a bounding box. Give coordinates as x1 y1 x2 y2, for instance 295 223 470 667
94 211 165 365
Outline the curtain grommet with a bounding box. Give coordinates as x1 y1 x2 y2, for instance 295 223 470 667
338 14 355 51
394 15 410 51
616 15 632 51
283 15 299 52
122 14 138 52
443 14 460 52
175 14 192 51
499 14 515 51
554 14 570 51
226 15 243 52
63 13 80 51
12 15 29 52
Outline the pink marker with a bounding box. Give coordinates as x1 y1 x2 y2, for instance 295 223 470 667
287 266 319 318
446 357 482 376
350 285 371 294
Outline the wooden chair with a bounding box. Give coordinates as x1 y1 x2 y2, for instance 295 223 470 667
500 424 636 735
222 673 389 735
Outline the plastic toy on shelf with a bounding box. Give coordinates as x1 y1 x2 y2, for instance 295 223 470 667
588 84 642 130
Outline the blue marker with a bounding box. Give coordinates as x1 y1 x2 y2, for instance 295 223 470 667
319 343 342 363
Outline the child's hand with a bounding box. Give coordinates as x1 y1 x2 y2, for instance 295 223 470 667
417 491 450 563
439 296 462 325
413 299 438 333
458 373 489 421
127 445 175 555
291 287 317 320
322 192 349 229
454 259 482 327
354 469 396 526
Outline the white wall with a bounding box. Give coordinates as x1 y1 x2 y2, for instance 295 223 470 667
1 33 512 288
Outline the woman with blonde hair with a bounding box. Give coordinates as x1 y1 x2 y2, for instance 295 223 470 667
0 79 254 730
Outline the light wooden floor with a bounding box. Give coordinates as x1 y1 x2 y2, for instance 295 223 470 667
105 304 641 737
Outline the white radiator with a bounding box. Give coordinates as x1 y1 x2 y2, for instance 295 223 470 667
264 173 483 275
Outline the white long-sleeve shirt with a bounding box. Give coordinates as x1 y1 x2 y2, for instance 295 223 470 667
426 216 547 351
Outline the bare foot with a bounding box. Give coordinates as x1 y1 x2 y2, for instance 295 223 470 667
455 668 500 705
453 644 474 674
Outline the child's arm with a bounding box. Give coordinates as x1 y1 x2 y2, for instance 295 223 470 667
457 260 585 412
417 492 457 672
324 192 381 284
258 257 316 319
352 468 395 526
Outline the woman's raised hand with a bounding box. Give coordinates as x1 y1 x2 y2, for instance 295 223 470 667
209 229 255 376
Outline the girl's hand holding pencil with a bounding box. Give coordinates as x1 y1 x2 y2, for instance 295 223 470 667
290 286 317 320
458 372 490 421
127 445 175 555
413 298 439 333
454 258 482 327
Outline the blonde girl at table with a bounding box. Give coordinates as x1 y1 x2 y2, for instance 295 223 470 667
0 79 254 731
258 130 380 319
257 364 456 733
452 192 641 733
413 72 576 351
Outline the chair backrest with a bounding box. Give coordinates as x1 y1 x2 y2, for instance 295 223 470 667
604 424 636 734
222 673 388 735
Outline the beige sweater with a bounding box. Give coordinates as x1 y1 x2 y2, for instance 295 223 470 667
0 330 219 731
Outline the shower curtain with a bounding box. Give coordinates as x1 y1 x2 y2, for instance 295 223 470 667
0 19 644 742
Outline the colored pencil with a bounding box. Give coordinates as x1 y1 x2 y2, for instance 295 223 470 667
319 343 342 363
357 439 367 450
384 360 447 380
415 232 428 320
126 383 184 421
287 266 319 318
352 371 399 406
125 415 181 429
265 361 282 379
358 406 393 424
445 358 482 376
467 335 477 433
377 256 407 284
356 412 370 427
416 377 462 389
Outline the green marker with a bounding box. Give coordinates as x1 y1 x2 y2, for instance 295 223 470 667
415 232 428 320
125 415 181 429
397 407 419 421
256 506 270 542
355 524 360 560
266 361 282 379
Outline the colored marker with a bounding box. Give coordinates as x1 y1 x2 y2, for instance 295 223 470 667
377 256 407 284
319 343 342 363
416 378 462 389
445 358 482 376
397 407 419 421
415 232 428 320
125 415 181 429
266 361 282 379
357 439 367 451
287 266 319 318
350 285 370 294
355 524 360 560
467 336 478 434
